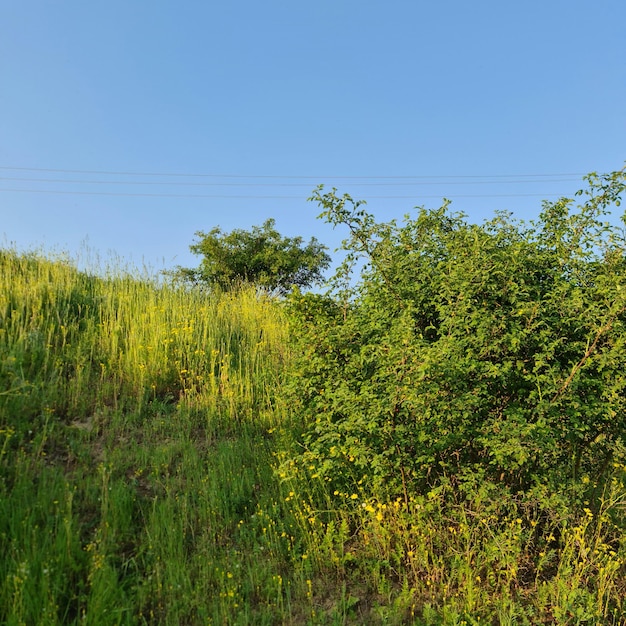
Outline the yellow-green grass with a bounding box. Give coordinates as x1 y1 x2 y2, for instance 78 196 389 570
0 248 286 423
2 248 626 625
1 249 304 625
277 467 626 624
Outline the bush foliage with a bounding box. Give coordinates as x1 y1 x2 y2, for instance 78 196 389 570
288 167 626 503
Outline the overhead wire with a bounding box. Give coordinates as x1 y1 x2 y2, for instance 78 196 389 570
0 165 587 200
0 188 572 200
0 176 582 187
0 165 586 179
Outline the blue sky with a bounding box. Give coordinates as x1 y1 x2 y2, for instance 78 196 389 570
1 0 625 275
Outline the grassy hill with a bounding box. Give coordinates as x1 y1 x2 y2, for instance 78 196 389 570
2 248 626 625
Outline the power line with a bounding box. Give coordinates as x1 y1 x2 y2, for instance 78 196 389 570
0 164 586 201
0 165 587 180
0 187 570 200
0 176 582 187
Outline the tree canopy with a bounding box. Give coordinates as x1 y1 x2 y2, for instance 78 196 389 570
173 218 331 294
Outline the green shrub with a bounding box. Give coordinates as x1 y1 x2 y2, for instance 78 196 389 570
287 167 626 503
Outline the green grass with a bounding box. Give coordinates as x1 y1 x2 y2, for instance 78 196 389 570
0 249 306 625
2 248 626 624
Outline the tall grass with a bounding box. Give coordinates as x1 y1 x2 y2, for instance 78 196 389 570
0 248 286 423
0 249 306 625
2 248 626 624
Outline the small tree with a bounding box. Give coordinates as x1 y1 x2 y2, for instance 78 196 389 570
173 218 331 294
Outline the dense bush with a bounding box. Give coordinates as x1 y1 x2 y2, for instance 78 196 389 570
287 167 626 504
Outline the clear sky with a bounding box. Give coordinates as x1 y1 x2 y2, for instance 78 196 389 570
1 0 625 275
